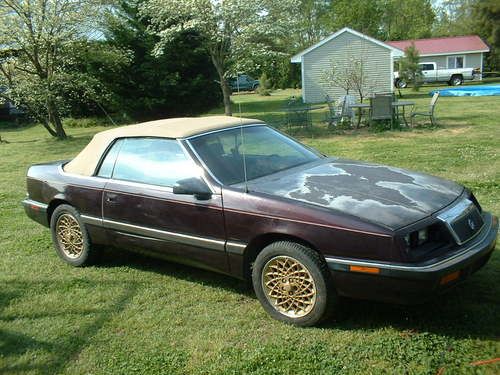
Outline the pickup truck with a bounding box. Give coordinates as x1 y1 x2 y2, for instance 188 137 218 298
394 62 480 88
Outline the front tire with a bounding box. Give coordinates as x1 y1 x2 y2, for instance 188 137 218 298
395 79 407 89
50 204 98 266
252 241 336 326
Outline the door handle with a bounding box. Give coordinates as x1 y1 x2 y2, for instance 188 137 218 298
106 193 118 203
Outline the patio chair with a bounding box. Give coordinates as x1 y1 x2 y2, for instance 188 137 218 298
285 97 311 129
410 92 440 127
325 95 349 128
370 95 393 128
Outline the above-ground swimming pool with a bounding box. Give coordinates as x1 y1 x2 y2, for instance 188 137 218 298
431 84 500 97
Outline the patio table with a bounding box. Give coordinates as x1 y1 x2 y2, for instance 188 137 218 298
348 103 370 128
283 105 325 128
392 101 415 127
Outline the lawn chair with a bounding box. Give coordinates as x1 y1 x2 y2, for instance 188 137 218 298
410 92 440 127
370 95 393 128
325 95 349 128
285 97 311 129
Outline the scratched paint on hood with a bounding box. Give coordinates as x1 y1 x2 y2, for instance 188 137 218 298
247 159 463 229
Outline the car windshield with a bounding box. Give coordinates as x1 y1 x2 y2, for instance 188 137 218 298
189 125 321 185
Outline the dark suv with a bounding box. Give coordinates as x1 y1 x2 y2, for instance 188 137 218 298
229 75 259 92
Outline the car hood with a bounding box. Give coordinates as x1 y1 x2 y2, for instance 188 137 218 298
246 158 463 230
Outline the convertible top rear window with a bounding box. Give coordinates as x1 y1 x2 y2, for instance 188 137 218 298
189 126 320 185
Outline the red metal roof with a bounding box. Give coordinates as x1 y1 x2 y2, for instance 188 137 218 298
386 35 489 55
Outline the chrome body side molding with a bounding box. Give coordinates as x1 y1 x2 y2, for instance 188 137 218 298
80 214 244 253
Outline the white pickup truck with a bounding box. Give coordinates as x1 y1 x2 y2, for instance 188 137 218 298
394 62 480 88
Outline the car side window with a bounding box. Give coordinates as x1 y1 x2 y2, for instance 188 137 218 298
97 139 124 178
110 138 198 187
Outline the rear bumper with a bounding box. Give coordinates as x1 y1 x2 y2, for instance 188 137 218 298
22 199 49 227
326 212 498 304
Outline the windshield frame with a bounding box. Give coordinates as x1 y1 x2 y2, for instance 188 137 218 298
184 124 324 186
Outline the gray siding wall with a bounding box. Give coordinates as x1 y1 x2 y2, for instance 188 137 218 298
302 32 393 103
463 53 482 69
419 53 483 70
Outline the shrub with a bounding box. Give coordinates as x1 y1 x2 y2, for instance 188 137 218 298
256 73 272 96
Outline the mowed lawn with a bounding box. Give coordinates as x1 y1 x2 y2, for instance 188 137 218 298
0 85 499 374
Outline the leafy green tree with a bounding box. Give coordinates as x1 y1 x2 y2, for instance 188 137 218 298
290 0 332 49
474 0 500 70
328 0 384 39
432 0 499 70
256 73 271 96
54 41 131 118
141 0 288 116
323 0 435 41
104 0 221 119
381 0 436 40
432 0 477 37
399 43 422 91
0 0 101 139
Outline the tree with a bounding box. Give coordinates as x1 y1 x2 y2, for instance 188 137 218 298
289 0 332 50
141 0 286 116
432 0 499 70
474 0 500 71
432 0 477 37
103 0 221 119
398 43 422 91
323 0 435 41
0 0 101 139
328 0 384 39
322 57 375 103
381 0 436 40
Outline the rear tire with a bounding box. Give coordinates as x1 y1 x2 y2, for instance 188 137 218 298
449 75 463 86
252 241 336 326
50 204 98 266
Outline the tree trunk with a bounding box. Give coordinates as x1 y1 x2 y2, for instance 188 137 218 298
220 78 232 116
211 54 232 116
47 99 67 139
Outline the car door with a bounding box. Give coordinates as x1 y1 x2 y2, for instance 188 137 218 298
420 63 436 82
97 137 229 273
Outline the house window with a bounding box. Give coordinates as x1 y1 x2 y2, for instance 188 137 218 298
447 56 464 69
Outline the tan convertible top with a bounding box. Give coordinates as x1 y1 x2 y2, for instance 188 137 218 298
64 116 264 176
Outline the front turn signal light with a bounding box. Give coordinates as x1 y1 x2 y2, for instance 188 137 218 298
350 265 380 274
440 270 460 285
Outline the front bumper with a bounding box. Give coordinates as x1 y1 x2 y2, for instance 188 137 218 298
22 198 49 227
326 212 498 304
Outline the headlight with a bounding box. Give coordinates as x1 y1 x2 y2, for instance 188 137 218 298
404 227 429 248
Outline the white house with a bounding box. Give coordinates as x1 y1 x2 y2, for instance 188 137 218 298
386 35 490 73
291 28 404 103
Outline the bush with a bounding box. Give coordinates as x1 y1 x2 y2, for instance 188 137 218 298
63 114 132 128
256 73 272 96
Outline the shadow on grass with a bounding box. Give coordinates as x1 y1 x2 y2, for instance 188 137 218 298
98 247 251 297
0 279 138 375
98 247 498 341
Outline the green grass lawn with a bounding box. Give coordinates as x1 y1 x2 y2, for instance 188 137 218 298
0 85 499 374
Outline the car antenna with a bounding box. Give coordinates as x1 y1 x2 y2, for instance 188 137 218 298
236 72 249 193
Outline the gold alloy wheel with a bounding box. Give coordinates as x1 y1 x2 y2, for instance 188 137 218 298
56 213 84 259
262 256 317 318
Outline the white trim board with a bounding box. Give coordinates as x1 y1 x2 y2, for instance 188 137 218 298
291 27 404 63
393 50 489 60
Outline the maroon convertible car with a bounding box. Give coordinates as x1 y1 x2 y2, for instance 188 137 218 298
23 116 498 326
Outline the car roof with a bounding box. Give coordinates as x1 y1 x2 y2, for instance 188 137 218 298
64 115 264 176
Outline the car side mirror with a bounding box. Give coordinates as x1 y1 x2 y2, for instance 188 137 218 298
173 177 212 200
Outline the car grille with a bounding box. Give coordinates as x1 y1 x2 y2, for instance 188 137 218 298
437 199 484 245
